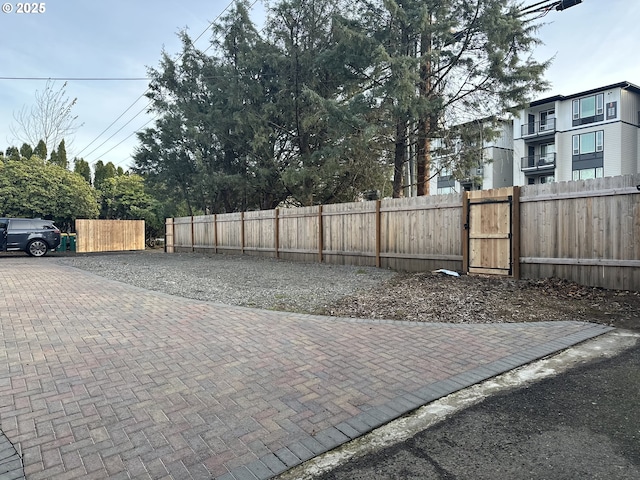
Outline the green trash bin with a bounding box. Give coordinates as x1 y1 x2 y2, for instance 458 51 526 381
58 234 68 251
68 234 77 252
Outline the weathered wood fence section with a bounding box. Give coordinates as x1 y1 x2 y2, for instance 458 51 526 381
167 194 462 272
519 174 640 290
76 219 145 253
166 174 640 291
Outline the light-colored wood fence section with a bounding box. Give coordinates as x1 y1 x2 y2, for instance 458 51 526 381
466 187 516 276
380 195 463 271
165 218 174 253
520 174 640 290
193 215 216 251
245 210 277 256
278 206 320 262
215 212 243 253
322 201 377 266
165 174 640 290
76 219 145 253
173 217 194 251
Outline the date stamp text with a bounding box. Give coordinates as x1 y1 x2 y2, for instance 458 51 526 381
2 3 46 14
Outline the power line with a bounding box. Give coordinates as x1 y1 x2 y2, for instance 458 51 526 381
95 116 158 169
0 77 150 81
76 0 245 165
82 101 153 161
75 93 149 158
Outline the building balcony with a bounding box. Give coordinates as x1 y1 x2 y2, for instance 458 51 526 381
521 153 556 171
521 118 556 139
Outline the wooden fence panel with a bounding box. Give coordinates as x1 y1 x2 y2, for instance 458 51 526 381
380 194 463 272
76 219 145 253
216 212 243 253
244 210 276 257
520 174 640 290
278 206 319 262
322 201 377 266
193 215 216 252
173 217 193 251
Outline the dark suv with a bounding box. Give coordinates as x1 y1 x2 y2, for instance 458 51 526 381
0 218 61 257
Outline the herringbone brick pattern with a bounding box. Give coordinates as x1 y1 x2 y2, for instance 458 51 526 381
0 257 612 479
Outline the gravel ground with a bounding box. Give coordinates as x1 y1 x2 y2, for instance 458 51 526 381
56 250 640 331
56 251 395 314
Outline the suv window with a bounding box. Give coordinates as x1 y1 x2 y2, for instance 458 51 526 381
9 219 34 229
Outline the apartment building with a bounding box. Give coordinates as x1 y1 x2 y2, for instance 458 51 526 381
430 119 514 194
513 81 640 186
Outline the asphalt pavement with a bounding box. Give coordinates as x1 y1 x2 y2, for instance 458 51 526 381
290 332 640 480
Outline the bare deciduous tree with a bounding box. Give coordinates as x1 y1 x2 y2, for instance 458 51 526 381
10 80 83 156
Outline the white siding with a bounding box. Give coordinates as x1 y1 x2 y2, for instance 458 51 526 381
620 123 639 174
512 138 526 185
489 147 513 188
555 131 572 182
620 88 640 125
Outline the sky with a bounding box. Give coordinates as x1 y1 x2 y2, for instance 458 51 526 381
0 0 638 173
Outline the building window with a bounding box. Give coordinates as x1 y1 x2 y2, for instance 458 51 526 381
572 93 604 125
540 109 555 131
572 131 603 155
437 186 455 195
540 143 555 165
572 167 604 181
527 174 554 185
572 130 604 174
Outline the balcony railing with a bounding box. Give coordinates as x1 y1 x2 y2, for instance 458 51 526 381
521 118 556 137
521 153 556 171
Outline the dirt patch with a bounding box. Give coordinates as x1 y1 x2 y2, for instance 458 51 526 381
322 273 640 331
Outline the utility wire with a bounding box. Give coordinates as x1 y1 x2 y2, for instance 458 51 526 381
0 77 150 81
75 93 149 157
81 102 153 160
77 0 245 164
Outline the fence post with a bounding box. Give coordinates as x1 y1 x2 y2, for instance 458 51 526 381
214 214 218 254
274 208 280 259
375 199 381 268
461 192 469 273
241 211 245 255
191 216 195 252
512 186 521 280
318 205 323 263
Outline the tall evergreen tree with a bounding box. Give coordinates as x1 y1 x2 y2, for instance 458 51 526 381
135 0 548 208
5 147 20 161
360 0 548 196
93 160 118 190
73 157 92 184
56 139 68 169
34 139 47 160
19 143 33 160
49 148 58 166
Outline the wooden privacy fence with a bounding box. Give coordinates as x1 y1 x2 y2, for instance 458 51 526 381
165 194 463 273
76 219 145 253
166 173 640 291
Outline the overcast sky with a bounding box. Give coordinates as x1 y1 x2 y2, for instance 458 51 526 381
0 0 637 172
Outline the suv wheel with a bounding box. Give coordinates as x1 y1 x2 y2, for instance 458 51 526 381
27 239 49 257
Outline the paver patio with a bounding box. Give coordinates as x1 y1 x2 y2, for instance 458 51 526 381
0 257 612 479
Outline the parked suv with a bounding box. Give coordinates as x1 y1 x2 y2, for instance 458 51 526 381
0 218 61 257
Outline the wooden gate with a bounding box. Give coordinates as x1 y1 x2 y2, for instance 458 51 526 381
462 187 520 277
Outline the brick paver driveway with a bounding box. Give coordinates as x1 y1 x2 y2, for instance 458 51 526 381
0 257 612 480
